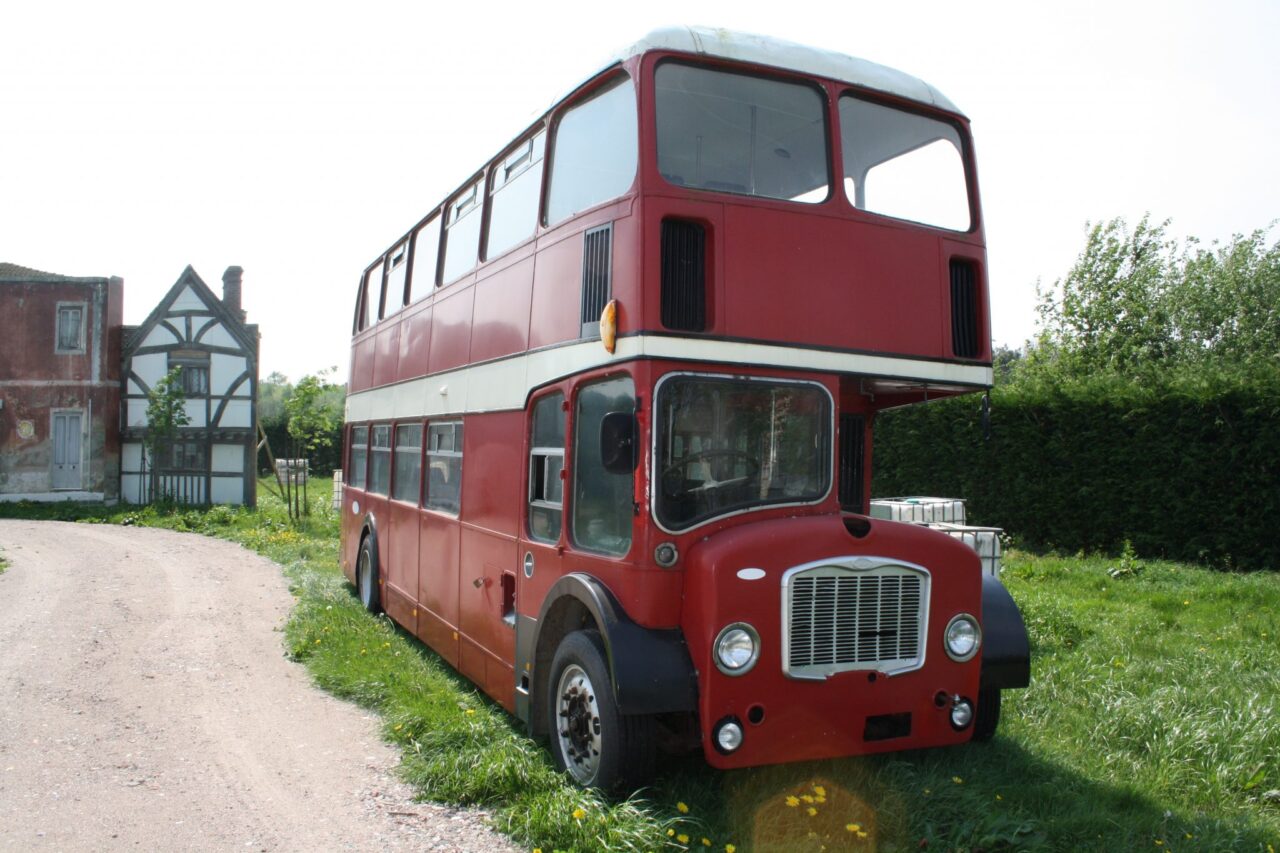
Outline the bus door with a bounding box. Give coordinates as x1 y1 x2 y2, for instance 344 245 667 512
520 391 568 621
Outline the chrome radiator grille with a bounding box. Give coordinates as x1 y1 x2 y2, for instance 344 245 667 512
783 560 929 679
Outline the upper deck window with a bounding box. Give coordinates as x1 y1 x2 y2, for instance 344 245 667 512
546 76 638 226
408 214 441 303
385 241 409 312
655 63 829 203
839 95 970 231
487 131 546 259
442 180 483 285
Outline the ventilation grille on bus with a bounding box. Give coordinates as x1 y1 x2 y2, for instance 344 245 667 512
950 259 980 359
838 414 865 513
661 219 706 332
580 224 613 338
785 565 927 678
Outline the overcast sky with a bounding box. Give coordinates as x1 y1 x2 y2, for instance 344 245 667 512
3 0 1276 382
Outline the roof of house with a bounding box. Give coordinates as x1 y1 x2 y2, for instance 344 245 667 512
0 262 112 283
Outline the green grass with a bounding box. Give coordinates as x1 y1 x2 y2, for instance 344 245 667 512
2 488 1278 851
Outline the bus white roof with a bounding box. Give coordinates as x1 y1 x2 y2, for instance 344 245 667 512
610 26 963 117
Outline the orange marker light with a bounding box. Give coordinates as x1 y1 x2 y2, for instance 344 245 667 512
600 299 618 354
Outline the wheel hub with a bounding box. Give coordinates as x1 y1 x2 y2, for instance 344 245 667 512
555 664 601 782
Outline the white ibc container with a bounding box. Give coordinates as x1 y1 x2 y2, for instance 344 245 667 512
870 496 966 525
928 523 1003 577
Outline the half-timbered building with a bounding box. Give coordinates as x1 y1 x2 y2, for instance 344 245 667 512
120 265 259 505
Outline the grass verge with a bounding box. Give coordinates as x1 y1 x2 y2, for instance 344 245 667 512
2 488 1278 851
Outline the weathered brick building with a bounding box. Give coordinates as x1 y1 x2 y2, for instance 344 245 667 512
0 263 124 501
1 261 259 505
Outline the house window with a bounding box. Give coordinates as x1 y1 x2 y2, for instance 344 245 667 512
181 365 209 396
55 304 85 353
170 441 206 471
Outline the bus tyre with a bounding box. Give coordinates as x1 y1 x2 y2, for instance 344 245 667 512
548 630 655 791
971 688 1001 742
357 536 382 614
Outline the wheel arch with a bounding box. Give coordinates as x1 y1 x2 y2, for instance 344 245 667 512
521 573 697 735
980 574 1031 690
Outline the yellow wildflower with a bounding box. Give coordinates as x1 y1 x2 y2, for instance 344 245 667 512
807 807 818 817
813 785 826 797
702 839 711 847
996 794 1003 801
677 834 689 845
393 723 403 731
952 776 963 784
1154 841 1164 847
845 823 862 833
785 796 800 807
815 796 826 803
572 807 586 820
857 831 868 839
1183 600 1190 605
465 709 476 715
677 801 690 814
801 794 815 803
667 829 675 837
923 788 931 795
726 846 736 853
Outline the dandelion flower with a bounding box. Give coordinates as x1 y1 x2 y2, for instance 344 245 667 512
393 723 403 731
857 831 868 839
807 807 818 817
996 794 1003 801
785 796 800 807
815 796 826 803
813 785 826 797
677 801 690 814
702 839 711 847
667 829 675 837
952 776 963 784
726 846 736 853
923 788 931 795
572 808 586 821
677 834 689 844
846 824 862 833
465 709 476 715
801 794 815 803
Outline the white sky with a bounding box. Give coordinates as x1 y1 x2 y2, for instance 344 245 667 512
3 0 1276 382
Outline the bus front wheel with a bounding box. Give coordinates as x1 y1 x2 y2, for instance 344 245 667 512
357 536 382 614
547 630 655 791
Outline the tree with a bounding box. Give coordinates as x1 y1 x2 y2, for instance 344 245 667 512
1025 216 1279 380
142 367 190 502
282 369 340 518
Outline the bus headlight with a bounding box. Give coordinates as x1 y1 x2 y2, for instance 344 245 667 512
944 614 981 662
714 623 760 675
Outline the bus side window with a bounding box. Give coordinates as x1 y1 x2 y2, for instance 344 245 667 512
348 426 369 490
528 392 565 543
408 214 441 303
368 425 392 495
360 261 384 331
572 376 634 556
441 181 483 285
425 421 463 514
545 76 637 226
392 423 423 503
486 130 546 260
386 241 409 312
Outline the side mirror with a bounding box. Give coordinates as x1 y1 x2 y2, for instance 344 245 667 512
599 411 637 474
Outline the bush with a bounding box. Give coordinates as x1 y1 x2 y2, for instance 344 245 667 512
871 367 1280 570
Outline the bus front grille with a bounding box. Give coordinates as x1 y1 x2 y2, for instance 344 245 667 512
783 561 928 679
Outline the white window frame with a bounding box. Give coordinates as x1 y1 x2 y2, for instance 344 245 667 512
54 301 87 354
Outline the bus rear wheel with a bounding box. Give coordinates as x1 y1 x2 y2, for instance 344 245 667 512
548 630 655 791
357 536 381 614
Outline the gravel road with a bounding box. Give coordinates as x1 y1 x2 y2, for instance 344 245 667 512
0 520 519 853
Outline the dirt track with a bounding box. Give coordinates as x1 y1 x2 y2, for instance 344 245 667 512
0 520 517 852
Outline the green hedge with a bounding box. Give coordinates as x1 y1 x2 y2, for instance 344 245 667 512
870 370 1280 570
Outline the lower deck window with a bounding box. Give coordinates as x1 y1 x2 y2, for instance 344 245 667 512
572 376 634 556
349 426 368 490
369 425 391 495
426 421 463 513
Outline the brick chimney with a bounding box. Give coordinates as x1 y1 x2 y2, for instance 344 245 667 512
222 265 245 322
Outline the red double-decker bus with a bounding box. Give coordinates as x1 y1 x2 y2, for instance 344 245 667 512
341 27 1029 790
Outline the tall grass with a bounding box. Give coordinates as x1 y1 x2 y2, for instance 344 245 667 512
2 489 1278 851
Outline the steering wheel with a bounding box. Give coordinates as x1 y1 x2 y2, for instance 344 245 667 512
661 450 761 496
